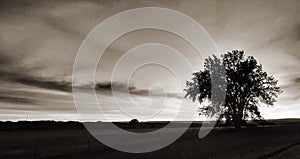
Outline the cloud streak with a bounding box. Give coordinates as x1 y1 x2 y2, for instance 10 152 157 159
0 95 34 105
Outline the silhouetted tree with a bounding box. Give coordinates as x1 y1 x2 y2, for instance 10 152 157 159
185 50 282 129
129 119 139 128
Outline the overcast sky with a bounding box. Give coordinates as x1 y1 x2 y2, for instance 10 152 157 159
0 0 299 121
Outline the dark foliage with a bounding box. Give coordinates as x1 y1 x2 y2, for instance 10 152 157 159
129 119 139 128
185 50 282 129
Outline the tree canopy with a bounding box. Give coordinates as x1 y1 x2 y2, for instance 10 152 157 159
185 50 282 129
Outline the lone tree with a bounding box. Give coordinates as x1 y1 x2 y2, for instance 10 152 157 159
129 119 139 128
185 50 282 129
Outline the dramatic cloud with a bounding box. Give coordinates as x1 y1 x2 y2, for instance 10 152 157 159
0 0 299 120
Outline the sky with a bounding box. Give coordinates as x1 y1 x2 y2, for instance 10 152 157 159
0 0 299 121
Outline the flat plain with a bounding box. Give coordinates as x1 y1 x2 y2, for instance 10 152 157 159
0 119 299 159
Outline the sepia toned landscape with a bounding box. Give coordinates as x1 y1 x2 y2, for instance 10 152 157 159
1 0 300 158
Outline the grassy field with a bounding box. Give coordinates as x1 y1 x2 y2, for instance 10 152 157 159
0 119 299 159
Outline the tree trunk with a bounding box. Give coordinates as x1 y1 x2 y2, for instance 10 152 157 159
234 121 242 129
233 114 243 129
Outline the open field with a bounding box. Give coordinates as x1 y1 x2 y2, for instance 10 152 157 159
0 119 299 159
